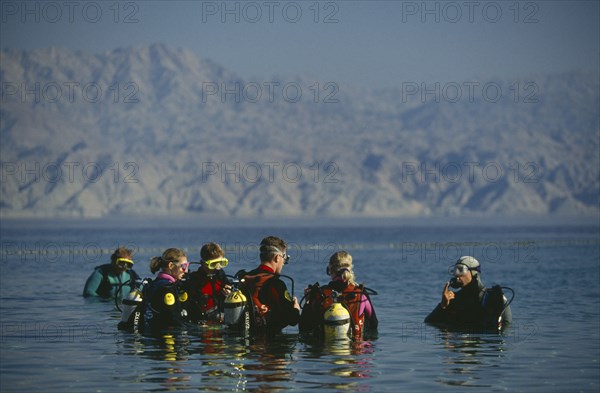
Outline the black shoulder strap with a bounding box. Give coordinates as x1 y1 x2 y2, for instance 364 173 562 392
96 264 111 275
96 264 113 294
300 282 321 307
96 263 112 284
219 269 231 284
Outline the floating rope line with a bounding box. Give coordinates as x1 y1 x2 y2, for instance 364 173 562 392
2 238 598 257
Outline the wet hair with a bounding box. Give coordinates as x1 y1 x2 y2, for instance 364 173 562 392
259 236 286 262
150 248 187 274
110 246 133 265
328 251 356 285
201 242 224 261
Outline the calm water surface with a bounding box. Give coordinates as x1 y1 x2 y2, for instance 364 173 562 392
1 220 598 392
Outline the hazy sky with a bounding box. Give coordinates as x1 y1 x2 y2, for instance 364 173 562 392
1 0 598 88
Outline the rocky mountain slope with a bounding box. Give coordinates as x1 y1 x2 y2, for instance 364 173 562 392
1 44 598 218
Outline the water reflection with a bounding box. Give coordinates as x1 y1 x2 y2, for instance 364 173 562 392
114 323 379 392
114 331 193 390
300 338 376 390
239 334 299 391
115 327 305 391
186 332 301 392
433 328 509 388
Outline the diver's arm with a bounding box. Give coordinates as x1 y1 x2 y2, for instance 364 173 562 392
424 303 445 323
83 269 103 297
359 294 373 319
271 280 300 328
425 282 454 323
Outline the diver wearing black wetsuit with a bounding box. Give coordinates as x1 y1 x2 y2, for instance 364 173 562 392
425 277 486 326
241 264 300 335
425 256 512 331
142 274 188 332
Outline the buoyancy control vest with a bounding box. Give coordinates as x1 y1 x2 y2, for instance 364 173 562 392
92 264 139 299
181 269 230 323
300 282 378 340
117 277 191 334
224 270 275 334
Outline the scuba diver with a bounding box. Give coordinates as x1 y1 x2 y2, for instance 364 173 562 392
300 251 378 340
83 246 139 299
118 248 191 334
425 256 513 332
225 236 300 336
181 242 232 324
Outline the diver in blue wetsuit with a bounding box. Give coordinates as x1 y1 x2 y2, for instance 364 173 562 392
425 256 512 331
83 246 139 299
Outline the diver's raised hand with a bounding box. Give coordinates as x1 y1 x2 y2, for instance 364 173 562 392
441 282 455 309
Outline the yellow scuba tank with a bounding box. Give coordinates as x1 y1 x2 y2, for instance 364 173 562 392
224 289 247 327
323 302 351 340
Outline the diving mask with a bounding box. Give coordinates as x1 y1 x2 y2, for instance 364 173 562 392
448 265 470 289
116 258 134 270
448 263 481 277
176 262 189 272
204 257 228 270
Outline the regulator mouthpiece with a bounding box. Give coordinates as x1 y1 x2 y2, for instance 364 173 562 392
449 277 461 289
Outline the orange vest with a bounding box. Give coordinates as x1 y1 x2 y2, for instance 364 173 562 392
239 271 276 330
311 283 366 339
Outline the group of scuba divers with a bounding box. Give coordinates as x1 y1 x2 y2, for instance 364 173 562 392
83 236 513 340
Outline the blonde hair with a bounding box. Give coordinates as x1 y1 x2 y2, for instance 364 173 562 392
201 242 224 261
150 248 187 274
328 251 356 285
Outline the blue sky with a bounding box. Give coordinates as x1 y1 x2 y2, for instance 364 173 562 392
1 0 598 88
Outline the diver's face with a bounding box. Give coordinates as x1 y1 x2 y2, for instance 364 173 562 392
114 257 133 274
274 249 287 274
455 271 472 287
452 264 473 287
168 257 189 281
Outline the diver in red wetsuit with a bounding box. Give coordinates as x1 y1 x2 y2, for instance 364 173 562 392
236 236 300 335
183 242 232 323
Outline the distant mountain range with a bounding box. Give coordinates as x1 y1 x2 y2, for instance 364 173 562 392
1 44 598 219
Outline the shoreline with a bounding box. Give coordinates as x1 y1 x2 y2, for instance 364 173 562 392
1 214 598 229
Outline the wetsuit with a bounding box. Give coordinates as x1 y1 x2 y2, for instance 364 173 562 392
83 263 139 299
425 278 512 331
141 273 189 333
240 265 299 335
181 268 231 323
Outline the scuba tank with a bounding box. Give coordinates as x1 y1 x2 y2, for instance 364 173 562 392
224 288 247 327
481 285 515 332
323 300 351 340
117 288 143 331
223 277 251 332
117 278 150 332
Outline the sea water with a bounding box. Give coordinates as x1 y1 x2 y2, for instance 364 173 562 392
1 220 598 392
